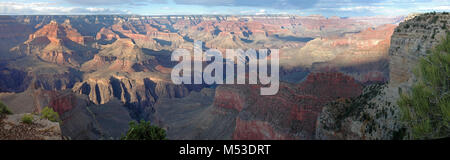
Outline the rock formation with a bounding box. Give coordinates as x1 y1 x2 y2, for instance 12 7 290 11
389 13 449 98
153 72 362 140
281 24 397 83
0 114 62 140
316 13 449 140
11 21 93 67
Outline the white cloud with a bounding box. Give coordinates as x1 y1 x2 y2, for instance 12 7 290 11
64 0 167 6
338 6 385 11
0 2 130 14
255 9 267 15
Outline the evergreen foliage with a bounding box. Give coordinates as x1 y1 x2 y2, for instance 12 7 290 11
398 32 450 139
121 120 167 140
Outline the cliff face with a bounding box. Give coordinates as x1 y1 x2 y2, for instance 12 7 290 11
228 72 362 140
389 13 449 97
73 77 188 106
316 13 450 140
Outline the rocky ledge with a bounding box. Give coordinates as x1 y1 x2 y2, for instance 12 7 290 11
0 114 62 140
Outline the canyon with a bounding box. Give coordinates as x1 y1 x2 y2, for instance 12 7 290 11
0 14 440 140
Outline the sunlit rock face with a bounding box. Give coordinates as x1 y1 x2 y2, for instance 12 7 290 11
281 24 397 84
389 13 449 93
371 13 449 114
10 21 94 67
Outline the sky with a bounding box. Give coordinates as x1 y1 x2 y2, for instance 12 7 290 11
0 0 449 17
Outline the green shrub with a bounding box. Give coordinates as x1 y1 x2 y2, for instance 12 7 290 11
404 24 410 29
416 16 423 22
21 114 34 124
431 29 437 39
398 32 450 139
40 107 60 123
0 101 12 115
431 15 439 24
121 120 167 140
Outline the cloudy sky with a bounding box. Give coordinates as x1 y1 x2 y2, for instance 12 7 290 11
0 0 449 16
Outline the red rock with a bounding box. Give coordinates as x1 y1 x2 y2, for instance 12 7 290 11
213 88 245 112
96 27 119 41
310 24 397 83
212 72 363 140
49 92 76 115
28 21 84 45
232 117 292 140
39 51 73 66
108 59 135 73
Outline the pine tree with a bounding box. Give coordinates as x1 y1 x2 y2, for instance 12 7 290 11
398 32 450 139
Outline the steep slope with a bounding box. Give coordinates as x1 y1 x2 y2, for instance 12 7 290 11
389 13 449 97
74 38 189 119
316 13 450 140
153 72 362 140
11 21 94 67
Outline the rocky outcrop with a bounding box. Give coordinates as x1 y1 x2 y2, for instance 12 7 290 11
389 13 449 97
316 84 401 140
0 114 62 140
225 73 362 140
154 72 362 140
0 89 135 140
11 21 93 67
96 27 119 44
29 20 85 45
82 38 155 72
75 37 189 115
73 76 188 106
316 13 450 140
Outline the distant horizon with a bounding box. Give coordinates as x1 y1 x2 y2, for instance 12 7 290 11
1 0 449 17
